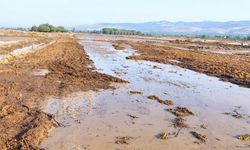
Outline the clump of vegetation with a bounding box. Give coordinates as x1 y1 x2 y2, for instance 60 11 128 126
30 24 66 32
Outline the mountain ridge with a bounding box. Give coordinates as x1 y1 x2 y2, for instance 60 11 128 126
73 21 250 35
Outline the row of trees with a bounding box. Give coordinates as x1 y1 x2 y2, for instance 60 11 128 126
195 34 250 41
30 24 66 32
101 28 142 35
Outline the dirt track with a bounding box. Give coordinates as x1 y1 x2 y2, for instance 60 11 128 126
0 32 123 150
112 40 250 87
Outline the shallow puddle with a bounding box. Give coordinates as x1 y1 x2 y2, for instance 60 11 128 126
40 35 250 150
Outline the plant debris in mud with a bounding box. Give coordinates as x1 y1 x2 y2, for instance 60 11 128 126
157 132 171 140
173 117 188 128
115 136 133 145
127 114 139 119
129 91 143 95
200 124 207 129
224 109 243 119
238 134 250 141
167 107 194 117
147 95 161 101
191 131 207 143
158 100 174 106
147 95 174 106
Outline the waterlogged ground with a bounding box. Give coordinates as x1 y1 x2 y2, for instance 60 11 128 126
40 35 250 150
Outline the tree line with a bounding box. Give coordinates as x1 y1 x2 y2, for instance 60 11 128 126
30 24 66 32
195 34 250 41
101 28 142 35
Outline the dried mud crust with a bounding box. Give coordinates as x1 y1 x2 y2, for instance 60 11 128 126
0 35 124 150
113 40 250 87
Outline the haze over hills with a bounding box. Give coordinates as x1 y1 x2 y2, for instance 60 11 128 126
74 21 250 35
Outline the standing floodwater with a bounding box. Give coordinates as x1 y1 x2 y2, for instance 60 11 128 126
41 35 250 150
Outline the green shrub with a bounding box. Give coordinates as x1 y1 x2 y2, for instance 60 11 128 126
38 24 51 32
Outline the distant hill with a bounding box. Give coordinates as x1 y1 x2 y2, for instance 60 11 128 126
73 21 250 35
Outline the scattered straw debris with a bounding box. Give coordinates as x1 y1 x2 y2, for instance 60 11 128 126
200 124 207 129
191 131 207 143
173 117 188 128
127 114 139 119
238 134 250 141
115 136 133 145
0 105 15 119
158 100 174 106
157 132 171 140
223 109 243 119
147 95 161 101
153 65 162 70
129 91 143 95
147 95 174 106
167 107 194 117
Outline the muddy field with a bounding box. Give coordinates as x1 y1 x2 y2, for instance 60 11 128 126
112 39 250 87
0 31 123 149
1 31 250 150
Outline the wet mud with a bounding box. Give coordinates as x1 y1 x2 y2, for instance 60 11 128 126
40 34 250 150
112 40 250 87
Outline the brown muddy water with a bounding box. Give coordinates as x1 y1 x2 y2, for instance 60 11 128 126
40 35 250 150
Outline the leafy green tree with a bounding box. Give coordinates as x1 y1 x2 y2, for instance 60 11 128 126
50 26 57 32
30 26 38 32
38 24 51 32
56 26 66 32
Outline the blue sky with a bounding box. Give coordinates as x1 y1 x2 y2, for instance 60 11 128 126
0 0 249 27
